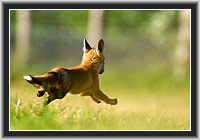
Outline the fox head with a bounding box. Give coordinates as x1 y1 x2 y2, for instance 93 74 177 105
81 39 105 74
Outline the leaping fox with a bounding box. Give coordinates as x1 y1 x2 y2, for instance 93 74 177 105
24 39 118 106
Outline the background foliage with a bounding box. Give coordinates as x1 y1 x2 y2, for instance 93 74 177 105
10 10 190 130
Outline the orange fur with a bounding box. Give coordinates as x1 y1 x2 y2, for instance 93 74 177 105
24 39 118 105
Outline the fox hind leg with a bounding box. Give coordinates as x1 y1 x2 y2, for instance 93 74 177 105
37 89 45 97
43 95 55 106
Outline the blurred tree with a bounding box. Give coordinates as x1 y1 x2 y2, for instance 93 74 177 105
87 10 104 47
174 10 190 77
10 10 182 69
14 10 31 69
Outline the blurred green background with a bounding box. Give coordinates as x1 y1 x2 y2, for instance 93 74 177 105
10 10 190 130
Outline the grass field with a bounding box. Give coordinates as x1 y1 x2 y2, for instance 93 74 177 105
10 66 190 130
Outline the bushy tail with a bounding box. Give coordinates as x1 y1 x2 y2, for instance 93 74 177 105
23 75 43 85
24 72 58 86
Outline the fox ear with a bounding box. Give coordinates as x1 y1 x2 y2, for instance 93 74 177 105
97 39 104 54
83 38 91 53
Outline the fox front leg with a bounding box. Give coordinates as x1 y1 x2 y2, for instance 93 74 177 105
80 91 101 104
90 95 101 104
94 90 118 105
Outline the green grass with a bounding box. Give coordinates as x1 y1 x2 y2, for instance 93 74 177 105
10 66 190 130
10 95 190 130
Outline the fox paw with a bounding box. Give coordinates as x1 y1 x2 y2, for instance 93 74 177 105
110 98 118 105
96 100 101 104
37 90 45 97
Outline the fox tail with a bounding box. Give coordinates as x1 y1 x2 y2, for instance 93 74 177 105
23 75 43 86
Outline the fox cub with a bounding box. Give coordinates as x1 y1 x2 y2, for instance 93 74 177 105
24 39 118 105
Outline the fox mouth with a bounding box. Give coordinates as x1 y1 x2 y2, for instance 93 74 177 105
99 68 104 74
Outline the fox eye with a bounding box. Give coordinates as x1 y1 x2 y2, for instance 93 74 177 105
93 57 98 60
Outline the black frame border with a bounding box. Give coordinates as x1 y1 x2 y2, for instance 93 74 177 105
3 2 198 137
